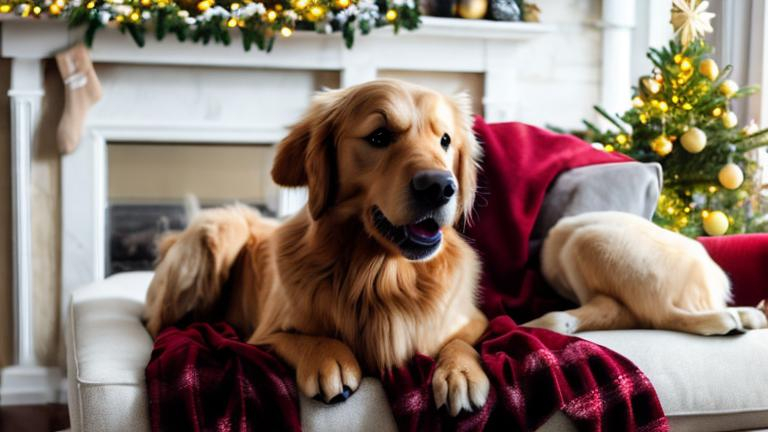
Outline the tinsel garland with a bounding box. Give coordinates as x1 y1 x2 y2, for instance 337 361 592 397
0 0 420 51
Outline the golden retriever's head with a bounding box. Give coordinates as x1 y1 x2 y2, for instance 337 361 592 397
272 79 480 261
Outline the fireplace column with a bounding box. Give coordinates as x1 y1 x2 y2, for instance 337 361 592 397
0 58 62 405
600 0 637 120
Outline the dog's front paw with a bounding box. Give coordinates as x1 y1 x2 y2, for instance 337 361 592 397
432 340 489 416
296 339 362 404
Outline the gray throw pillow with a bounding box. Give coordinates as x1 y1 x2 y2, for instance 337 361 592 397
532 161 663 241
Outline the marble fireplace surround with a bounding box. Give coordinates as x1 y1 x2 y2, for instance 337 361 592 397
0 1 637 404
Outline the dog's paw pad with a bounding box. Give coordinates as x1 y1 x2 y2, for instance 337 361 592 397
328 386 353 404
314 385 352 404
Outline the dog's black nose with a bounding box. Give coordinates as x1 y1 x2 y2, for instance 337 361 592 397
411 170 456 208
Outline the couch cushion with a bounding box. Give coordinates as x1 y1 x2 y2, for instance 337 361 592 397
532 161 662 240
579 329 768 432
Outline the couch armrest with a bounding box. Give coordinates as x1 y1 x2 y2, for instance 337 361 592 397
699 233 768 306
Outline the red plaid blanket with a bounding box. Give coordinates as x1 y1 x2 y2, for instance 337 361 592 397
381 316 665 431
146 119 669 431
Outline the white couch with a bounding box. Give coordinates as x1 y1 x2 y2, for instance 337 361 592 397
66 272 768 431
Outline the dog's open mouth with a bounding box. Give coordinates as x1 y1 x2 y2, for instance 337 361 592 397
372 206 443 260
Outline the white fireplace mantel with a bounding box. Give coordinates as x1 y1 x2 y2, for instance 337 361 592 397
0 16 560 404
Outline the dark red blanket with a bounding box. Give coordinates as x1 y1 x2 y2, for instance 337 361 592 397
147 322 301 432
146 119 669 431
699 234 768 307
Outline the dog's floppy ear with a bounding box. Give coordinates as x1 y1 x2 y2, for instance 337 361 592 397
272 90 343 219
451 92 482 222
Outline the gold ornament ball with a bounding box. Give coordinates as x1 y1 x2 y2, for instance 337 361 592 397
719 79 739 98
651 135 673 157
718 163 744 190
699 58 719 81
722 111 738 129
680 127 707 153
457 0 487 19
641 77 661 95
703 211 729 236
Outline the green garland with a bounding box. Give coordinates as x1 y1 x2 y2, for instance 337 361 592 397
0 0 421 51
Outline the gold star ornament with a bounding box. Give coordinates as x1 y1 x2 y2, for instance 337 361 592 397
670 0 715 46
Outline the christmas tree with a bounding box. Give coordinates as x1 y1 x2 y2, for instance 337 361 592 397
574 0 768 237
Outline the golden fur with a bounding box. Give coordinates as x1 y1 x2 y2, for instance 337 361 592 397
525 211 768 335
144 79 489 415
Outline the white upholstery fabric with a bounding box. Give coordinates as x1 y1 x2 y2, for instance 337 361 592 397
300 378 397 432
67 272 768 431
67 272 154 432
579 330 768 431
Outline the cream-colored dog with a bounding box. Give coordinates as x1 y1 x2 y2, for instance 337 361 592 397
525 211 768 335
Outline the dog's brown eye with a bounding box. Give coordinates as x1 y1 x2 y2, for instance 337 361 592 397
366 128 393 148
441 133 451 150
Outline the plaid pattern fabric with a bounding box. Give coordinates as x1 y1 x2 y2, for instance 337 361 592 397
381 316 668 432
146 322 301 432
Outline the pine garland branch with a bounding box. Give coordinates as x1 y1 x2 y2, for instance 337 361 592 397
582 119 602 135
739 131 768 152
0 0 422 52
593 106 629 134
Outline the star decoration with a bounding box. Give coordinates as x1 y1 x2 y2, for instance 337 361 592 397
670 0 715 46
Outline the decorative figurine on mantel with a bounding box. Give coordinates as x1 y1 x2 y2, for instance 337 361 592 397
489 0 521 21
523 1 541 22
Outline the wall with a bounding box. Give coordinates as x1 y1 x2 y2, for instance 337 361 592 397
506 0 603 129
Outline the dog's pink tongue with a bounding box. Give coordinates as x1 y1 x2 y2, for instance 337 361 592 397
408 220 440 238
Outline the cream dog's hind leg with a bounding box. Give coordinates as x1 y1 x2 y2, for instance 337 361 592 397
651 307 744 335
524 295 639 334
526 302 768 335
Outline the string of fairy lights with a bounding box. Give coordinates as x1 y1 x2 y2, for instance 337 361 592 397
0 0 420 50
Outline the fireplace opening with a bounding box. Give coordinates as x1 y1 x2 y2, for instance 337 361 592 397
106 142 276 275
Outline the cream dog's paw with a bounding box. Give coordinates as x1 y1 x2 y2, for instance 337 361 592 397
523 311 579 334
296 339 362 404
733 307 768 330
432 341 489 416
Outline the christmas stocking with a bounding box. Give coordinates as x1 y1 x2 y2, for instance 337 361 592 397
55 43 102 155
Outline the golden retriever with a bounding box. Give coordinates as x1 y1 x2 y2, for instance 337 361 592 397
525 211 768 335
144 79 489 416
